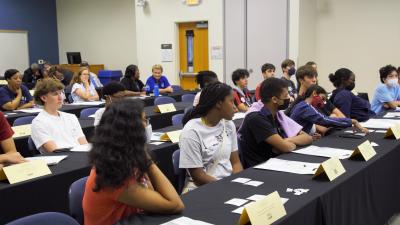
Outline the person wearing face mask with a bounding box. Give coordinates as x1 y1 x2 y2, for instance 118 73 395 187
290 85 368 136
0 69 34 111
329 68 375 122
280 59 297 101
231 69 253 112
371 65 400 114
238 78 312 169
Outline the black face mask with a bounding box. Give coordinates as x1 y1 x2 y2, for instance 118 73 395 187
345 82 355 91
288 67 296 76
278 98 290 110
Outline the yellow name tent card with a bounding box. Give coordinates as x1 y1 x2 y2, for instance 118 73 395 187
313 157 345 181
238 191 286 225
12 124 32 138
160 130 182 143
385 123 400 139
154 103 176 113
0 160 51 184
0 80 7 85
350 140 376 161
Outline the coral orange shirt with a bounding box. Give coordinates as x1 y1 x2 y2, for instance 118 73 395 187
83 168 142 225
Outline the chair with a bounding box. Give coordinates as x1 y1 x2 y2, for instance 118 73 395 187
69 176 88 225
181 94 195 103
154 96 176 105
172 149 186 194
357 92 369 102
184 106 193 114
79 107 100 118
171 85 182 92
6 212 79 225
171 113 184 126
68 95 74 103
28 137 39 156
13 116 36 126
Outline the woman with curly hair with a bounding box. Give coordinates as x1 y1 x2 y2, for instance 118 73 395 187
83 99 184 225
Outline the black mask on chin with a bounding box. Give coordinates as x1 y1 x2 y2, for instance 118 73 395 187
345 83 355 91
278 98 290 110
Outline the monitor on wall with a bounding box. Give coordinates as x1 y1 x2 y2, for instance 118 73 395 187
66 52 82 64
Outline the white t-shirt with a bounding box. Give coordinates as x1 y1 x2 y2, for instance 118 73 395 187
31 110 85 153
71 82 97 103
179 118 238 182
93 107 106 126
193 91 201 107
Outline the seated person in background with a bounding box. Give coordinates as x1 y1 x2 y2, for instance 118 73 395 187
371 65 400 114
23 63 43 89
0 69 34 111
145 64 173 94
232 69 253 112
281 59 297 101
32 78 88 153
120 64 145 96
193 70 218 107
70 68 99 102
329 68 375 122
0 111 20 154
83 99 184 225
180 83 243 191
238 78 312 169
305 61 318 72
48 66 69 86
255 63 275 101
80 61 103 89
41 61 52 78
94 82 126 126
290 85 368 135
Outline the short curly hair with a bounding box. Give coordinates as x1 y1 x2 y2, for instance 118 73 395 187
33 78 64 105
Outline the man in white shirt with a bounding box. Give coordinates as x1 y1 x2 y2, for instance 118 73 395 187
94 82 126 126
32 78 88 153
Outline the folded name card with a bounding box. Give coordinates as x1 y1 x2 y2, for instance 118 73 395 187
313 157 345 181
385 123 400 139
0 160 51 184
160 130 182 143
154 103 176 113
12 124 32 138
350 140 376 161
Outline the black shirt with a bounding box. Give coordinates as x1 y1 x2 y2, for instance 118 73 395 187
23 68 43 89
120 77 144 92
281 77 297 98
238 107 283 169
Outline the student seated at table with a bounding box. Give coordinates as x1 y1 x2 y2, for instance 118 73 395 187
80 61 103 89
231 69 253 112
70 68 99 103
145 64 173 94
179 82 243 191
94 82 126 126
0 69 34 111
238 78 312 169
305 61 318 72
281 59 297 101
193 70 218 107
329 68 375 122
371 65 400 115
31 78 88 153
83 99 184 225
290 85 369 135
255 63 275 101
0 111 20 154
120 64 145 96
23 63 44 89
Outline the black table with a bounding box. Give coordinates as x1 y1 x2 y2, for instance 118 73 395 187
136 90 198 106
118 128 400 225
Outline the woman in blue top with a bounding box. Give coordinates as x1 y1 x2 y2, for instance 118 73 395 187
290 85 368 135
329 68 375 122
371 65 400 115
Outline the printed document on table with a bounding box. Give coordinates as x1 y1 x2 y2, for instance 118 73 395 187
16 108 43 113
360 119 400 129
254 158 319 175
70 101 104 106
293 145 353 159
25 155 68 165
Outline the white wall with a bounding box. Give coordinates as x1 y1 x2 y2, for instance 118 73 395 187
135 0 224 85
298 0 400 98
56 0 137 71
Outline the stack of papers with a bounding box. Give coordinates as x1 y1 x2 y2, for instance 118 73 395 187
25 155 68 165
293 145 353 159
254 158 319 175
360 119 400 129
70 144 92 152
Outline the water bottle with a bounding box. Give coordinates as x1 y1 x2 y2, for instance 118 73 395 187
154 84 159 97
145 84 150 96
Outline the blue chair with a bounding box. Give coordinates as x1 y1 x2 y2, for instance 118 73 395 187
6 212 79 225
171 113 184 126
154 96 176 106
184 106 193 114
28 137 39 156
172 149 186 194
181 94 195 103
69 176 88 225
13 116 36 126
171 85 182 92
79 107 100 118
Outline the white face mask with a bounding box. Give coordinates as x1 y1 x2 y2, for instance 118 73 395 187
387 78 399 87
145 124 152 143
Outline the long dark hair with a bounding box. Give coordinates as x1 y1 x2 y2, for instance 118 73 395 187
286 85 327 116
124 64 139 79
89 99 152 192
182 82 232 125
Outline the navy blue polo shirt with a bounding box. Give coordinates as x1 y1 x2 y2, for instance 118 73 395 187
0 85 33 110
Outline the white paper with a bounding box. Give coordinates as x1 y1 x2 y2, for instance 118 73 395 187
232 197 288 214
254 158 320 175
384 112 400 118
70 101 104 106
371 142 379 147
375 130 387 133
88 114 95 118
231 177 251 184
360 119 400 129
161 216 214 225
243 180 264 187
150 132 164 141
232 112 246 120
25 155 68 165
211 46 223 60
16 108 43 113
150 141 164 146
70 144 92 152
293 145 353 159
224 198 249 206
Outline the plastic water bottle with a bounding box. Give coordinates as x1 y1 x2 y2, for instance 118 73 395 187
154 84 159 97
145 84 150 96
